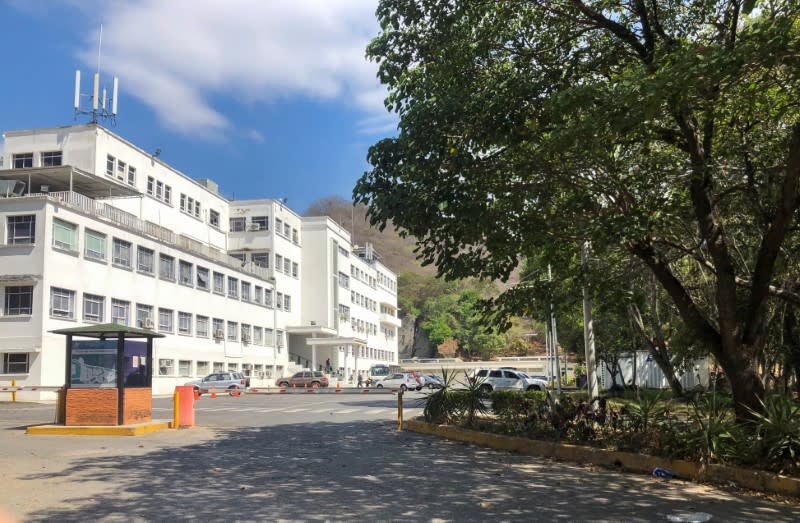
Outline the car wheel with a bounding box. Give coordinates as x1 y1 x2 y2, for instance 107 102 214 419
527 385 542 391
479 384 492 394
376 384 383 388
311 381 321 389
278 382 289 388
400 384 407 392
416 386 423 391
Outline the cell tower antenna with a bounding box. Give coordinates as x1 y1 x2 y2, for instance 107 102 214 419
74 24 119 125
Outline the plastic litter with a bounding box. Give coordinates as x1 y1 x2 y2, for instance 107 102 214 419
666 512 712 522
652 467 676 479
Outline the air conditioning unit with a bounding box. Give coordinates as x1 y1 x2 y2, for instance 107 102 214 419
142 318 154 330
214 330 224 340
242 333 251 343
249 223 261 231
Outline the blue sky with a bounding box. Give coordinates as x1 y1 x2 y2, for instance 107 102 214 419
0 0 395 212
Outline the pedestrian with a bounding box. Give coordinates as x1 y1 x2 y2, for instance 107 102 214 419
357 372 363 388
326 358 331 373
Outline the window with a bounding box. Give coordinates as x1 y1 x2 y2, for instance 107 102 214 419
196 267 209 290
213 361 224 372
137 246 154 273
276 330 284 350
284 223 291 237
159 254 175 281
106 155 116 176
84 229 106 260
241 323 251 344
230 253 245 262
227 321 238 342
158 308 174 333
3 353 29 374
253 326 263 345
252 253 269 268
213 272 224 294
254 286 263 304
178 360 192 376
209 209 220 227
50 287 75 319
197 361 210 376
52 219 77 251
292 228 298 244
241 282 251 301
292 262 298 278
136 304 153 328
179 260 193 286
252 216 268 230
4 286 33 315
196 315 209 337
7 215 35 244
117 160 126 181
228 363 239 372
283 258 291 274
164 185 172 205
178 312 192 335
275 254 283 273
284 295 291 312
180 194 200 217
229 217 245 232
227 277 238 298
158 359 174 376
127 166 136 186
212 318 224 339
42 151 62 167
275 218 283 235
265 328 274 346
112 238 132 268
276 292 283 310
339 272 349 289
83 293 105 322
111 299 129 325
13 153 33 169
147 176 155 195
338 304 350 323
265 289 273 308
156 181 163 200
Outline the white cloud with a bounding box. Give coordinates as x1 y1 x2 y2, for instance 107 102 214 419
67 0 391 138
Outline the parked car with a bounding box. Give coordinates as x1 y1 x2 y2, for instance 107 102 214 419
185 372 247 395
425 374 445 389
276 371 329 388
467 368 548 393
376 372 421 392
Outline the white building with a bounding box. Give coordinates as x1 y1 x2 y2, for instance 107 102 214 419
0 123 399 396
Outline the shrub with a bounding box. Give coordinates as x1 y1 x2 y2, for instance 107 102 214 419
747 394 800 475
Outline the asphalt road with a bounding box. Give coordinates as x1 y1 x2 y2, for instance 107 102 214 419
1 393 799 522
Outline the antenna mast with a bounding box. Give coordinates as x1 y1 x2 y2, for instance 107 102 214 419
74 23 119 125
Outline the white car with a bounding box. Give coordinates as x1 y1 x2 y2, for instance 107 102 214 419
468 368 548 393
376 372 422 392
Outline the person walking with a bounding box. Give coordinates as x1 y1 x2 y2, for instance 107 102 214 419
357 372 363 388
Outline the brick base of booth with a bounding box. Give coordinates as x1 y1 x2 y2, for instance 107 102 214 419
123 388 152 424
66 388 118 426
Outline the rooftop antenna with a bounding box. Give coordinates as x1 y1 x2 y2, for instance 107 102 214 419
74 23 119 125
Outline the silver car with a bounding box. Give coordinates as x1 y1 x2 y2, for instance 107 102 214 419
185 372 247 395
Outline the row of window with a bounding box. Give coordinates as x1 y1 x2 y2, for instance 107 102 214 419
381 326 396 339
12 151 62 169
351 317 378 336
47 286 286 347
145 175 172 204
47 216 292 310
274 218 300 244
351 265 377 289
377 270 397 293
106 154 137 187
157 360 284 378
351 291 377 312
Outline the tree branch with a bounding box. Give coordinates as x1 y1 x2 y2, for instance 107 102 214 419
570 0 650 62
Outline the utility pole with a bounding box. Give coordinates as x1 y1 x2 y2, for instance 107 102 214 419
548 265 562 394
581 242 599 401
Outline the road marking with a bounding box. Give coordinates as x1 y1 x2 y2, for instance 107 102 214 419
332 409 359 414
282 408 310 413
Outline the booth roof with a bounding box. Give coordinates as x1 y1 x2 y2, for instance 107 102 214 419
50 323 166 339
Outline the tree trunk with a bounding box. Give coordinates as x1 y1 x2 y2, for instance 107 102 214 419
649 340 684 398
716 345 765 420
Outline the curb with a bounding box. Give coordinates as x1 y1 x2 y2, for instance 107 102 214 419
26 420 171 436
405 419 800 498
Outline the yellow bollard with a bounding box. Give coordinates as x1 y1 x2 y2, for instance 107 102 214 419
173 389 180 428
11 379 16 402
397 390 404 432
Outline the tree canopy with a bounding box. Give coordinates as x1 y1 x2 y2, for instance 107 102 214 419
355 1 800 418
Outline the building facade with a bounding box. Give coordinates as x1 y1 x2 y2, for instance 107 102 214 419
0 124 399 396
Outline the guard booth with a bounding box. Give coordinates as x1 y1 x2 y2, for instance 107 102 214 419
51 324 165 426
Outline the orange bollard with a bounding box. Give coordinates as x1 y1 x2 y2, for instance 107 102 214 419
336 382 341 391
210 392 217 398
304 383 307 390
194 390 200 400
293 383 296 388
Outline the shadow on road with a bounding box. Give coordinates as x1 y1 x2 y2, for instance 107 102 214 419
19 420 800 522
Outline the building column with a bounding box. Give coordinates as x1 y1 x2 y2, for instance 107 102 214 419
311 333 317 371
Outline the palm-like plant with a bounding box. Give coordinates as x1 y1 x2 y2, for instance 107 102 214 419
423 368 458 424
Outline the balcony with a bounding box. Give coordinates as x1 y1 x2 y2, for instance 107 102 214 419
379 312 402 328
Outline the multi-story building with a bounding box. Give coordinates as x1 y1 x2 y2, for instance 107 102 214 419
0 123 399 396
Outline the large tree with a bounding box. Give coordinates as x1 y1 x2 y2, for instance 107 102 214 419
355 1 800 419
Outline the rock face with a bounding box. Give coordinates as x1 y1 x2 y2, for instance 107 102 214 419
398 315 435 360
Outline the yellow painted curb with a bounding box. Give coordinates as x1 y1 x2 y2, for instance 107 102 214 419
406 419 800 498
26 420 171 436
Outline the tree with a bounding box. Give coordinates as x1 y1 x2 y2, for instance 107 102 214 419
355 1 800 419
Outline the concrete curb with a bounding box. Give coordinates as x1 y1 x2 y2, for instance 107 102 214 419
406 419 800 498
26 420 171 436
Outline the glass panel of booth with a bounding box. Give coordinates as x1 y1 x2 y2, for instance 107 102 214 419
69 339 150 388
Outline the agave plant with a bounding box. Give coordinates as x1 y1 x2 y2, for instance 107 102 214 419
746 394 800 474
423 368 459 424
